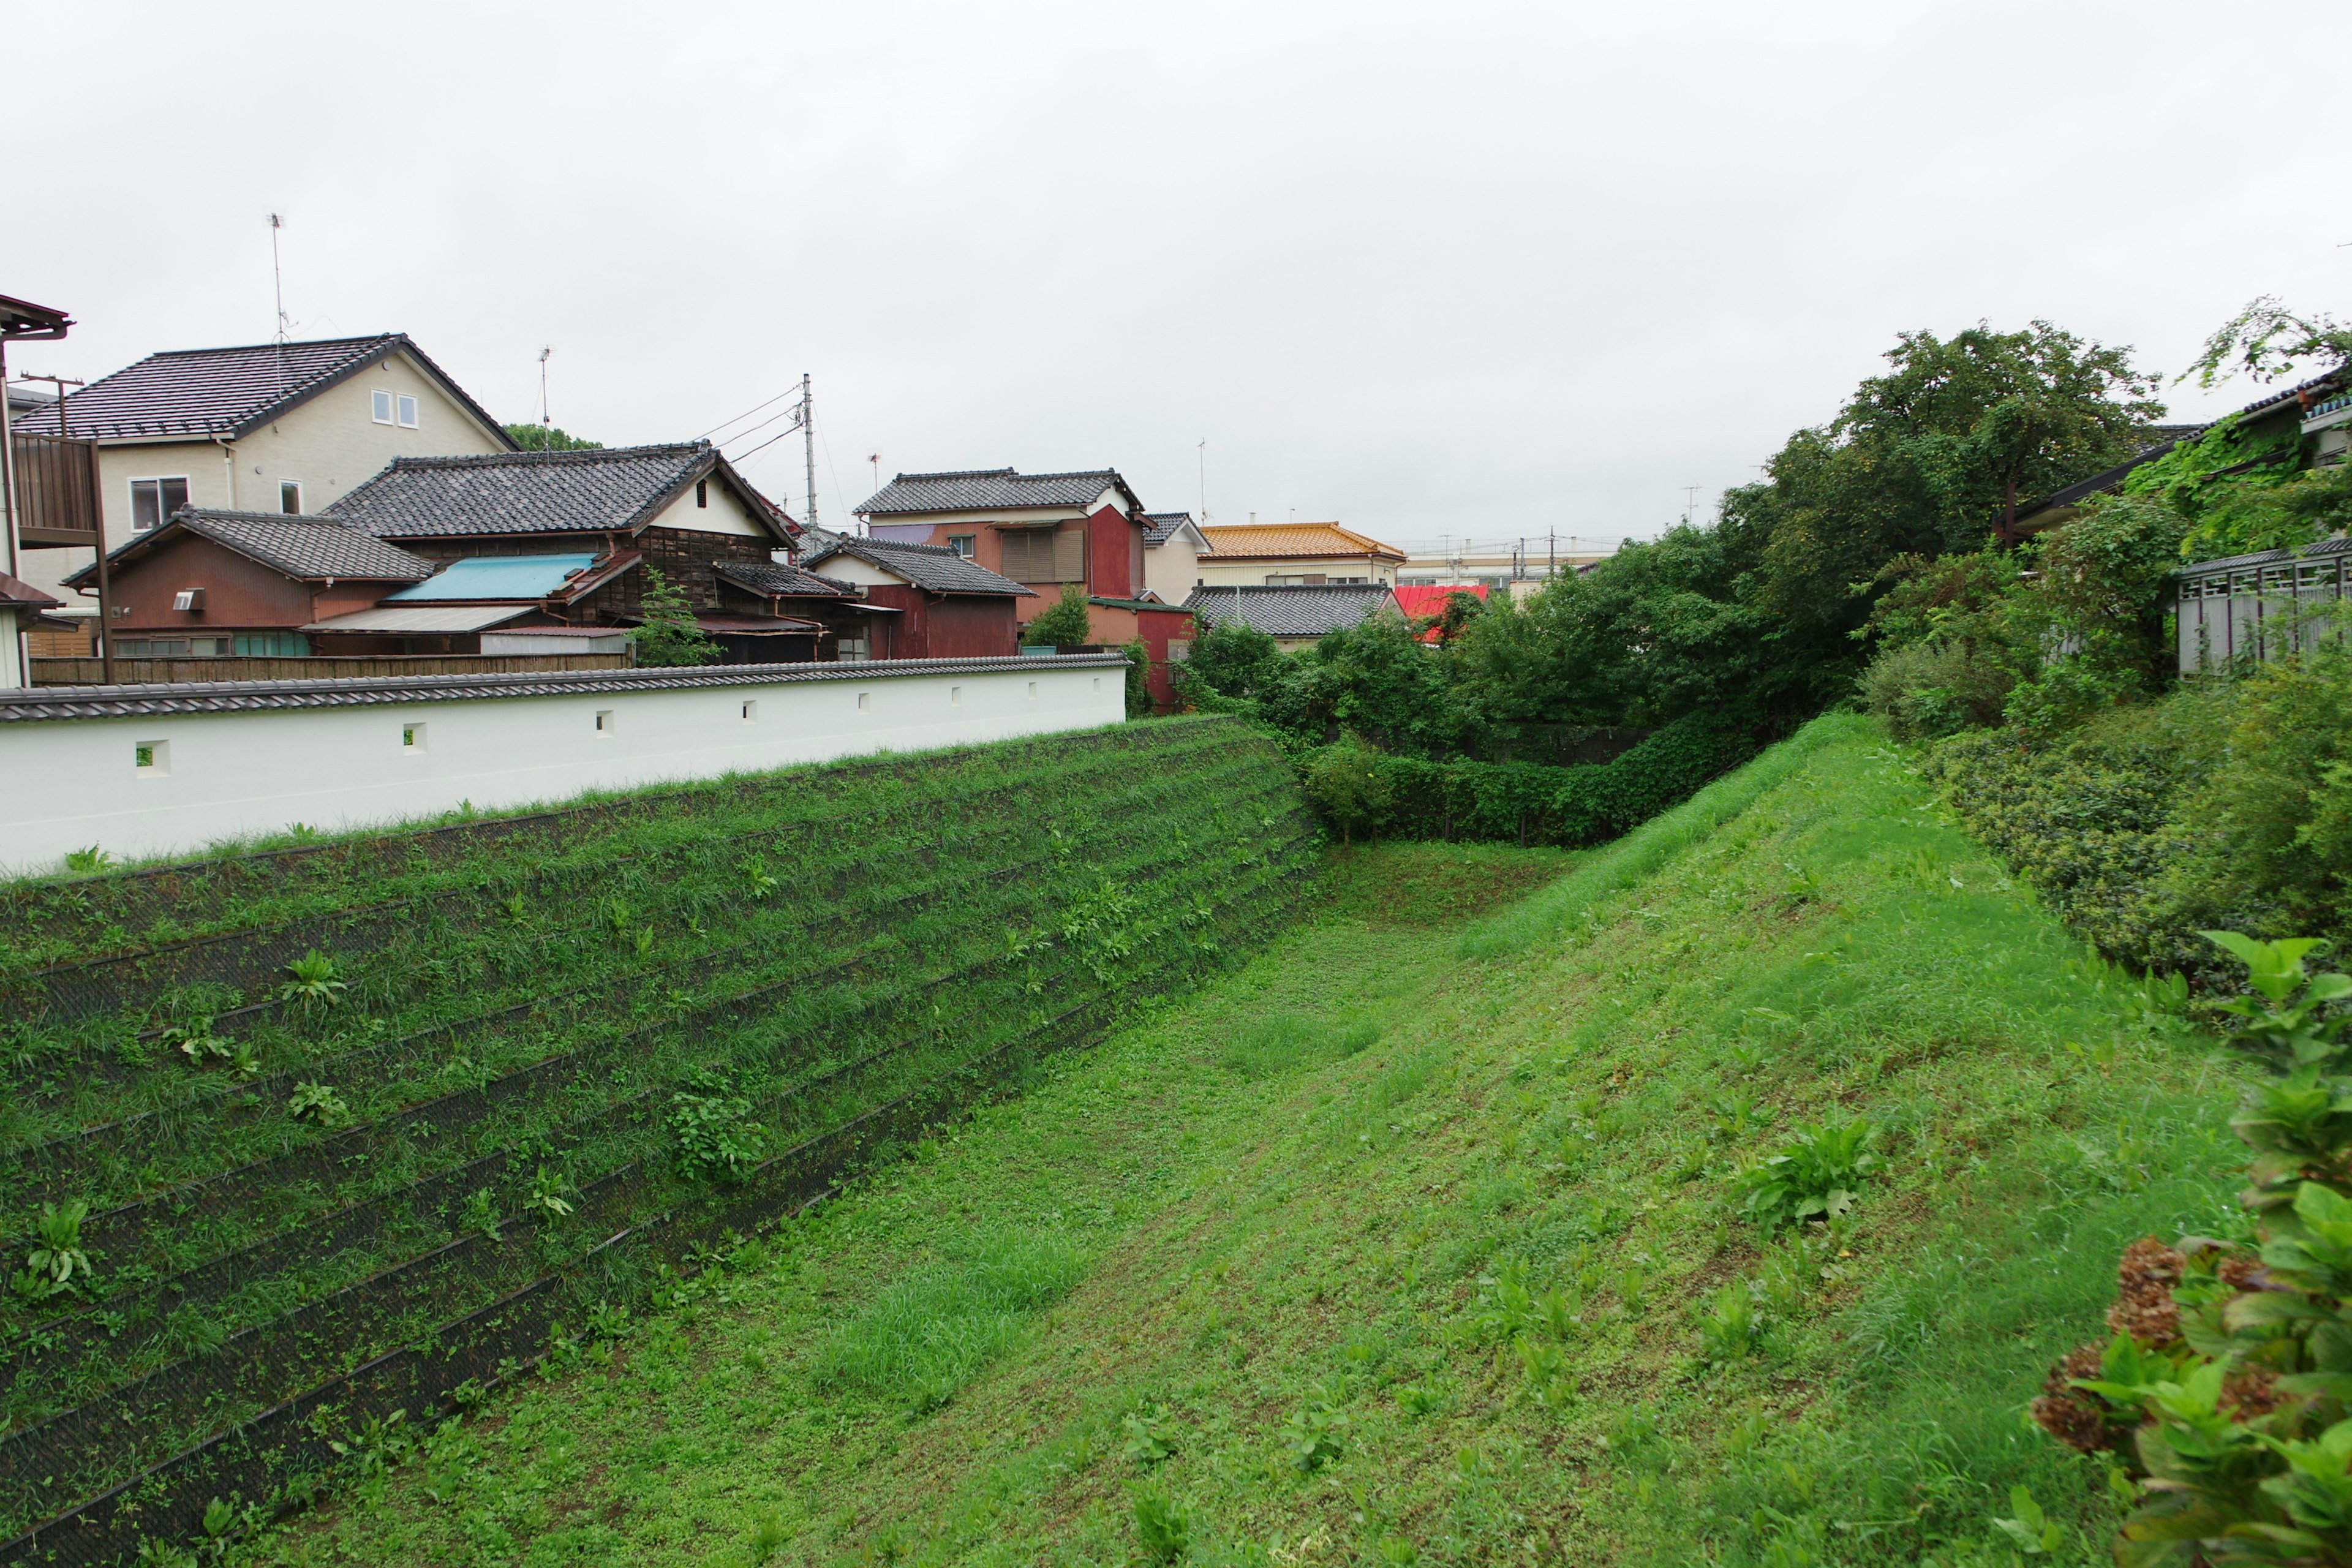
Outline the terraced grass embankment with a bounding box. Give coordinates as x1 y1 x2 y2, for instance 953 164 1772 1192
241 713 2246 1568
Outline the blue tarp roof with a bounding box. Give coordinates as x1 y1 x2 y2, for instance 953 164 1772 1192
385 554 600 601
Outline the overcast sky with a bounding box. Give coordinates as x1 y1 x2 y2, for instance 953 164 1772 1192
9 0 2348 554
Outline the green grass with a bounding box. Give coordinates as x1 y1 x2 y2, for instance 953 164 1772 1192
235 718 2242 1568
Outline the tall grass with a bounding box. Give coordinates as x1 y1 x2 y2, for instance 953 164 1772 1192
816 1231 1089 1409
1219 1014 1381 1079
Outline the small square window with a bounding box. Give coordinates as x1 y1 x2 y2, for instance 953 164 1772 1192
594 709 614 734
856 692 870 712
371 390 394 424
947 535 974 559
740 701 758 723
280 480 303 514
135 739 168 775
396 394 420 429
402 723 426 751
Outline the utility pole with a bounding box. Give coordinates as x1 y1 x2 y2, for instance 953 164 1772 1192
800 373 816 530
1548 529 1556 578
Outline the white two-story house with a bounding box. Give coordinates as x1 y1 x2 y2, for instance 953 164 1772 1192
13 333 515 625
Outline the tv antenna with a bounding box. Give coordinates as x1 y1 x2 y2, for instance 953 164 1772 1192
538 346 553 444
1681 485 1700 524
1197 438 1208 525
268 214 291 343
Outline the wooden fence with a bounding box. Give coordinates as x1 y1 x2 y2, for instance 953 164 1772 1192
31 654 630 686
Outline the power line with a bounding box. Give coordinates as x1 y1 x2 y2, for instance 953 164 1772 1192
695 386 800 442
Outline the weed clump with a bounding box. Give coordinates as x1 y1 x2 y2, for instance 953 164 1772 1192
816 1231 1087 1409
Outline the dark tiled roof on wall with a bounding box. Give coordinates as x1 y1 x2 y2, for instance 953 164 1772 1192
802 530 1038 596
9 333 511 445
326 443 728 538
854 467 1135 516
1182 583 1398 638
65 509 437 587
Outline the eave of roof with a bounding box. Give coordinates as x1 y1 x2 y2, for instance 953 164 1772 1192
62 508 439 588
853 466 1144 518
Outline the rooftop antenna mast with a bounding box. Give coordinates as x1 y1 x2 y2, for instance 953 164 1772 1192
800 373 816 530
268 214 290 344
538 346 552 447
1197 438 1207 525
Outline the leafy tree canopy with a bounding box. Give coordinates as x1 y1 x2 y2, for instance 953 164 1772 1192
1022 586 1095 647
505 423 604 451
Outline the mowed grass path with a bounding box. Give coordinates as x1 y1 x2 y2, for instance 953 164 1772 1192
250 717 2242 1568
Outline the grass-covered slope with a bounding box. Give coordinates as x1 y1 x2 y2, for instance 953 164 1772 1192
238 714 2244 1568
0 718 1314 1567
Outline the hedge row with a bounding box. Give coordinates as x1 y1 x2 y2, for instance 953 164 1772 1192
1333 714 1759 848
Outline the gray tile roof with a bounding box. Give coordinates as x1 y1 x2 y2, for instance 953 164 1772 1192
325 442 793 541
10 333 513 445
63 508 437 588
802 530 1038 597
715 562 858 598
1183 584 1400 639
854 467 1142 516
1140 511 1197 547
2178 533 2352 579
0 653 1136 722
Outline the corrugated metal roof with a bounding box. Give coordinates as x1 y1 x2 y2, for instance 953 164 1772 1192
385 554 600 601
0 653 1134 722
303 604 537 634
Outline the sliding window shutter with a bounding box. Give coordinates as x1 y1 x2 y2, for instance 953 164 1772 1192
1053 527 1086 584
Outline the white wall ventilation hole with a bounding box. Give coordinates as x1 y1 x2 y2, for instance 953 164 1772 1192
594 710 615 735
134 739 168 776
402 723 426 752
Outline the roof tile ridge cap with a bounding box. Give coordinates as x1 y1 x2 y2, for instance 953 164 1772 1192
148 331 396 360
892 467 1021 480
1016 467 1122 481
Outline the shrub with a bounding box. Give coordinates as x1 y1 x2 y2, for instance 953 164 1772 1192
628 567 721 668
2030 932 2352 1562
1303 734 1393 845
668 1072 765 1182
1022 586 1093 647
1121 639 1153 718
1857 639 2014 742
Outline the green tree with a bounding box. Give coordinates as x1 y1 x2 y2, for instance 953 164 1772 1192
504 423 604 451
2182 295 2352 389
1303 734 1393 846
1022 586 1095 647
628 567 720 667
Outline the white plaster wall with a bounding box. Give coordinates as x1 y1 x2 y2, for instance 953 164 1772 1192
0 662 1125 873
1144 534 1200 601
646 476 765 537
1191 555 1399 587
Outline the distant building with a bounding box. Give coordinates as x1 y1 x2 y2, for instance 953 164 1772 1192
1396 537 1613 598
854 467 1169 620
1183 582 1403 653
801 530 1036 659
1193 522 1404 589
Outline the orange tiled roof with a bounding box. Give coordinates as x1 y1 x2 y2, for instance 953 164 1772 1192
1197 521 1406 563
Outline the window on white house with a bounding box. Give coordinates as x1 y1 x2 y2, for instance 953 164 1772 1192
130 478 190 532
396 394 420 428
280 481 303 514
371 390 394 424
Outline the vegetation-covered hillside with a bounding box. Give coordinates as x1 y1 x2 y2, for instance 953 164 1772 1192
236 717 2242 1568
0 720 1313 1566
